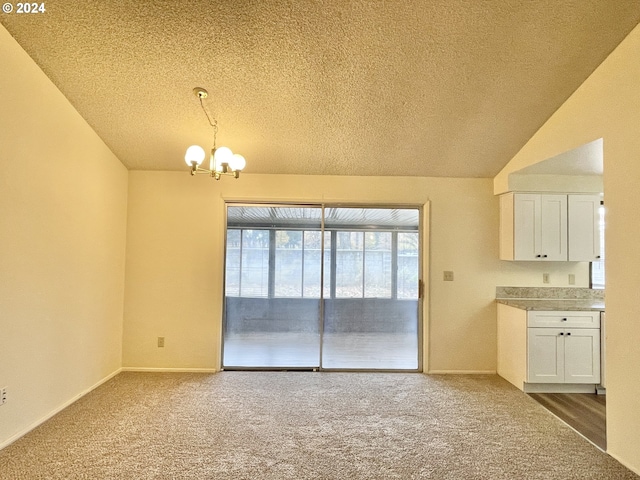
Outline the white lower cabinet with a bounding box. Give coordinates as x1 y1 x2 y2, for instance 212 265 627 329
497 304 601 393
527 327 600 384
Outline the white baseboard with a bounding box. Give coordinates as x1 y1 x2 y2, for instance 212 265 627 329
426 370 497 375
524 383 597 394
0 368 122 451
121 367 218 373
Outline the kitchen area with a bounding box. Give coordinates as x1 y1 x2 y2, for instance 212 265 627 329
495 141 606 448
496 287 606 449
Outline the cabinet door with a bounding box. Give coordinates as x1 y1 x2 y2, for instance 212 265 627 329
528 328 564 383
564 328 601 384
568 195 602 262
539 195 568 261
513 194 567 261
513 194 539 260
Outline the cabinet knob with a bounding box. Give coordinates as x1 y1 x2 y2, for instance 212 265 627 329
559 332 564 336
566 332 572 336
596 255 601 259
561 318 567 322
536 255 541 258
542 255 548 258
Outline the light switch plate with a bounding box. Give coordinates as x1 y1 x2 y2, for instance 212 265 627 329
443 271 454 281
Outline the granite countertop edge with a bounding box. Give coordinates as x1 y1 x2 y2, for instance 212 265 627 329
496 298 605 311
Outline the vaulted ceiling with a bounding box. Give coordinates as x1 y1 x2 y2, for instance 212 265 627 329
2 1 639 177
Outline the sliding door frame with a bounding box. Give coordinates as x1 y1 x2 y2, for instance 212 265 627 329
221 201 424 372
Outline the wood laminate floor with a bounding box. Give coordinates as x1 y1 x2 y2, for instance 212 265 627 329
529 393 606 450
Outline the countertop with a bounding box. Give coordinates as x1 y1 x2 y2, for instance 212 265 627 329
496 298 605 311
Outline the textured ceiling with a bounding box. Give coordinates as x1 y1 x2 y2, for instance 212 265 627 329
2 1 640 177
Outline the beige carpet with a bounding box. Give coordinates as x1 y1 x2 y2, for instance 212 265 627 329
0 372 637 479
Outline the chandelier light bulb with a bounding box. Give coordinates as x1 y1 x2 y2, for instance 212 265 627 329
213 146 233 170
184 145 206 166
229 153 246 172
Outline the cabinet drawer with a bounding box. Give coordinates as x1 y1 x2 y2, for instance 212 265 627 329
527 310 600 328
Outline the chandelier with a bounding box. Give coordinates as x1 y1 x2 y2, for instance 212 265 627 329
184 87 246 179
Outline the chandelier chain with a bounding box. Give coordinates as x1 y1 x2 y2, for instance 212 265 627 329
199 96 218 149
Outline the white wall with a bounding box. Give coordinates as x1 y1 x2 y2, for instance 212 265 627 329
123 172 589 375
0 25 128 447
507 173 603 193
494 22 640 475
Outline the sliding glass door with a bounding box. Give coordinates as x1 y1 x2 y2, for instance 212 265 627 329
222 204 421 370
322 208 419 369
223 205 324 368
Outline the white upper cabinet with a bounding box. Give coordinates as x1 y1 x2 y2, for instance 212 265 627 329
500 193 567 261
500 192 602 262
568 194 602 261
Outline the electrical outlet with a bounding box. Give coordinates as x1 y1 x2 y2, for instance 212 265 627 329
443 271 454 281
157 337 165 348
568 274 576 285
543 273 550 284
1 387 7 406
